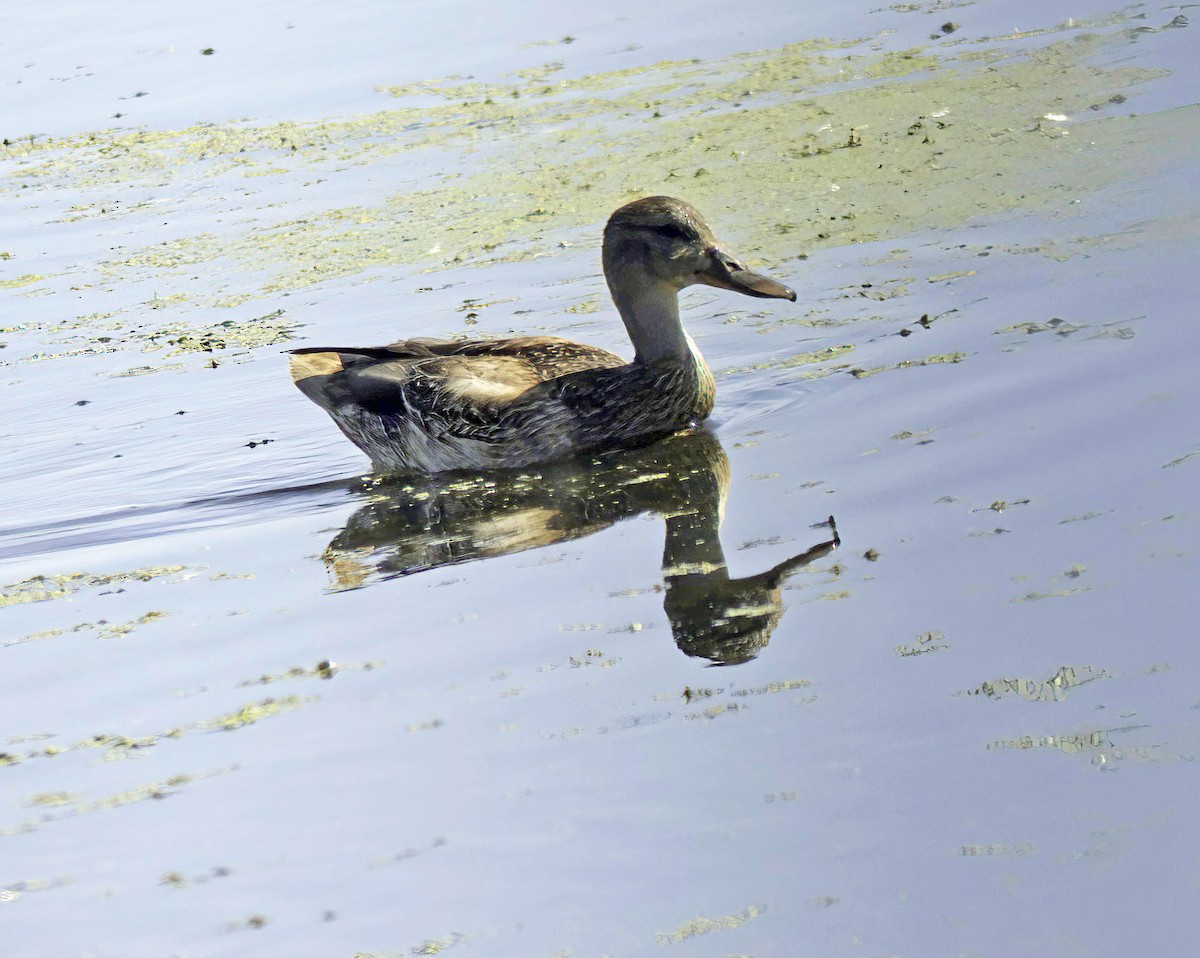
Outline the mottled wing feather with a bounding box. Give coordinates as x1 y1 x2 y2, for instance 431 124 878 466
349 335 625 377
444 361 697 453
291 335 625 421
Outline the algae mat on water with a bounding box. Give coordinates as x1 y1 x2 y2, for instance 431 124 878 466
0 9 1181 316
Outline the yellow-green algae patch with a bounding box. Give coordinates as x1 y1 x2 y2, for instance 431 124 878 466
4 610 170 648
237 659 379 686
1 10 1176 313
0 696 317 769
962 664 1110 702
721 343 855 378
848 350 967 379
203 696 309 731
0 274 46 289
0 566 188 610
730 679 811 696
0 308 294 370
353 932 467 957
986 722 1177 768
655 903 766 945
0 767 234 837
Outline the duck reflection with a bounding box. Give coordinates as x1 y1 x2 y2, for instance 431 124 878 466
323 430 839 664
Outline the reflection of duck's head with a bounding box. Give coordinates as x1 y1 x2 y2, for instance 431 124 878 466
664 560 810 667
656 456 839 665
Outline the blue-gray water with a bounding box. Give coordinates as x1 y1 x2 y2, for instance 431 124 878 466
2 1 1198 955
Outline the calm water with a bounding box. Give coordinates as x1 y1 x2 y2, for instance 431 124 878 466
3 1 1199 956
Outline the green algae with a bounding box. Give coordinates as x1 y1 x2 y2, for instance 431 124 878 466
0 766 234 837
4 610 171 648
0 565 187 610
0 274 46 289
655 904 766 945
0 9 1177 320
848 350 967 379
985 722 1177 769
1011 585 1092 602
0 307 294 370
721 343 855 378
963 664 1111 702
732 679 812 697
896 629 950 656
203 695 308 731
684 702 746 721
1162 447 1200 469
354 933 467 957
0 694 316 770
237 659 379 686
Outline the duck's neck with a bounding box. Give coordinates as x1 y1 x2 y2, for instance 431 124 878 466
607 265 692 366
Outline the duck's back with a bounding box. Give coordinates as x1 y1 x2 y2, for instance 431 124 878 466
289 335 655 472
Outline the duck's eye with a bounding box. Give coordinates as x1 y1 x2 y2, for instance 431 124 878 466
647 222 693 243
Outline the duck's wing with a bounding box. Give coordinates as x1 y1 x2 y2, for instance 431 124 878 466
449 359 702 454
384 336 626 381
289 336 624 421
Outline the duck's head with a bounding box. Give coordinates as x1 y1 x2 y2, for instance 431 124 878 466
602 196 796 302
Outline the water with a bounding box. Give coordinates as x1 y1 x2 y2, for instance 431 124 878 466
2 1 1199 955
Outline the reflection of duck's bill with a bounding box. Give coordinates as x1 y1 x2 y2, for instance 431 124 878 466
696 249 797 301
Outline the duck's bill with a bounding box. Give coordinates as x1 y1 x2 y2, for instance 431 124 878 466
697 250 797 301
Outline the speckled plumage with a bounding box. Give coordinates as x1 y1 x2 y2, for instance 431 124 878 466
289 197 794 474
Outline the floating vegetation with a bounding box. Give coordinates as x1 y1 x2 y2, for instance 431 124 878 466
995 317 1086 337
0 695 316 768
226 914 269 932
959 842 1036 858
985 722 1169 769
203 696 309 731
926 269 975 283
1011 585 1091 603
159 865 233 889
1162 448 1200 469
720 344 855 378
730 679 812 696
890 427 934 441
0 308 294 369
896 629 949 657
1 767 235 837
0 12 1174 323
353 932 467 957
962 664 1110 702
0 566 188 610
238 659 379 686
655 904 766 945
848 351 967 378
684 702 746 721
0 274 46 290
4 610 170 648
979 498 1031 513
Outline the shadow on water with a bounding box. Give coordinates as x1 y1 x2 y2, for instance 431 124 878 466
324 430 840 664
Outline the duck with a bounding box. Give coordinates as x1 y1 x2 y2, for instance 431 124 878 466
288 196 796 474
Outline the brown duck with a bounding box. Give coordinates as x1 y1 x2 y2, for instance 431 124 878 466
288 196 796 473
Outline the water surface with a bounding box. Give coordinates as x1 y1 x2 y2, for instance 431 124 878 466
2 1 1199 956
